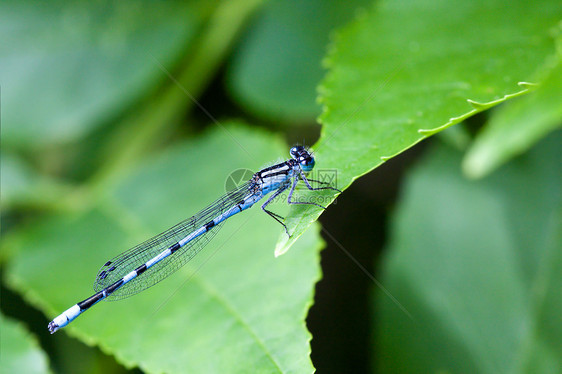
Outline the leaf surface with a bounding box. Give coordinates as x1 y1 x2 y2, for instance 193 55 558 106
276 0 561 254
0 313 52 374
0 0 207 147
6 126 320 373
464 51 562 178
376 133 562 373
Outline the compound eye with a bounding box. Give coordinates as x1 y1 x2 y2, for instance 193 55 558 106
290 146 299 158
300 156 315 171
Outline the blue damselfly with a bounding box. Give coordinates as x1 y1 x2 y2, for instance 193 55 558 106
48 146 339 333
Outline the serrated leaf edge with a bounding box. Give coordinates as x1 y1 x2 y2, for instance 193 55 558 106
418 82 536 136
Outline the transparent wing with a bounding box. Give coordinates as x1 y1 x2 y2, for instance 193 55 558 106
93 181 253 300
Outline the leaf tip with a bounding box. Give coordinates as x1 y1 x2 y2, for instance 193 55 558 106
462 147 494 179
466 99 491 110
517 81 538 90
275 232 297 257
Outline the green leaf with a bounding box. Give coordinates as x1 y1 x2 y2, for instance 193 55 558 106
5 126 321 373
463 53 562 178
276 0 561 255
0 0 207 148
0 313 52 374
375 132 562 373
227 0 369 122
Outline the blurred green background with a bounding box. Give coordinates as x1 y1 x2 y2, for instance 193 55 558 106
1 0 560 373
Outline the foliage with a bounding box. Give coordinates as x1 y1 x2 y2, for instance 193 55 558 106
0 313 51 374
1 0 560 373
277 0 561 254
377 134 561 372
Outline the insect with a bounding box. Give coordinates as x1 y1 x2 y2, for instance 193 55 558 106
48 146 339 333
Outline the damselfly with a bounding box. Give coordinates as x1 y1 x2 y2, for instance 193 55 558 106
48 146 339 333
